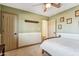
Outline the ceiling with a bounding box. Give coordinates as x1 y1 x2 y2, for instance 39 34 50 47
1 3 79 17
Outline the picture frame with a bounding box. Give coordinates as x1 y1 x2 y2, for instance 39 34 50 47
60 17 64 22
58 24 62 29
75 10 79 17
66 18 72 24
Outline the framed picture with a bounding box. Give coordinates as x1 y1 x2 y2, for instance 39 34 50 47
60 17 64 22
75 10 79 17
66 18 72 24
58 24 62 29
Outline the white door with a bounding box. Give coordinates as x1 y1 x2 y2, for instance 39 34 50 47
42 20 48 38
48 20 56 37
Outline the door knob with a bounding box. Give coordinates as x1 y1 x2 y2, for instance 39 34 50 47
14 33 17 35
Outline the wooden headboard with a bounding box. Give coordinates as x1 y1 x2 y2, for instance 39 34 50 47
42 35 61 43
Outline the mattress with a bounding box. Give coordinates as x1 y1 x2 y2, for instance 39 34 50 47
40 38 79 56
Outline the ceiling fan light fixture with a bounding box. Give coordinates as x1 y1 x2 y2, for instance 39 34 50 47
45 3 51 8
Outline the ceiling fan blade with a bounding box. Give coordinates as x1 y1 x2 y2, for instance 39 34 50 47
44 8 47 12
43 3 48 12
51 3 61 8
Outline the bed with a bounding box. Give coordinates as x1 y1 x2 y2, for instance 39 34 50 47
40 33 79 56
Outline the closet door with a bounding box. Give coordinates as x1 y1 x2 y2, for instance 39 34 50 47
2 12 18 51
48 20 56 37
0 11 1 44
42 20 48 38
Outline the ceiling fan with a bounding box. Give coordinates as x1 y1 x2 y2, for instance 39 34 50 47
33 3 61 12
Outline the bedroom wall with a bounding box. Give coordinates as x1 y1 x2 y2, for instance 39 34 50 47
18 13 47 46
49 5 79 34
1 5 48 33
0 5 49 46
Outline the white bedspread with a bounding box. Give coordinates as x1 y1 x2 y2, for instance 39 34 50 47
40 38 79 56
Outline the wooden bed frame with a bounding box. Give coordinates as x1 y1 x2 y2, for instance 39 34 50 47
42 49 52 56
42 35 61 56
0 44 5 56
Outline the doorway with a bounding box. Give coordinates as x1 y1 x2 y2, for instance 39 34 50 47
2 12 18 51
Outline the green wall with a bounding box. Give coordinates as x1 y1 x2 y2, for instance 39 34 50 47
1 4 79 34
1 5 48 33
49 5 79 34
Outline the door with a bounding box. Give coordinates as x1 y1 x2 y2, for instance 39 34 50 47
48 20 56 37
2 12 18 51
42 20 48 38
0 10 1 44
